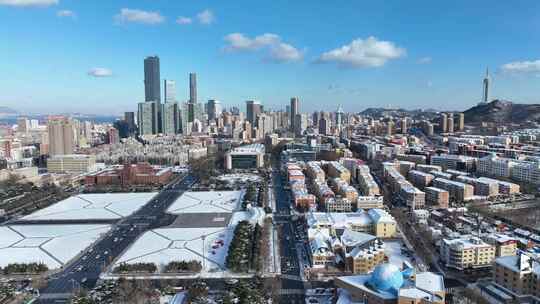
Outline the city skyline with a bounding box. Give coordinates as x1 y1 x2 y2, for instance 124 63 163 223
1 0 540 114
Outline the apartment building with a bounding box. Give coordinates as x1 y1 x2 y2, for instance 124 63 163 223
325 161 351 183
431 154 477 171
357 168 380 196
456 175 499 197
408 170 434 189
425 187 449 208
440 237 495 270
433 178 474 203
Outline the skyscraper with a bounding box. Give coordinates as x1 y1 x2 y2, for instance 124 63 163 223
164 79 176 103
482 68 490 103
189 73 197 104
447 114 454 133
161 102 179 135
207 99 222 121
137 101 159 135
47 116 74 156
290 97 299 131
336 105 344 129
246 100 263 126
144 56 161 102
440 113 448 133
458 113 465 131
124 112 136 136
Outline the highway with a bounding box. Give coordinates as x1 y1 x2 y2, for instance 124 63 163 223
37 174 197 304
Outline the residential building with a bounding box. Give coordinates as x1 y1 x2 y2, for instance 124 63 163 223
47 116 74 156
47 154 96 174
440 237 495 270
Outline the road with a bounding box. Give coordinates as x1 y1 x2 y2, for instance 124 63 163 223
37 174 197 304
271 162 308 304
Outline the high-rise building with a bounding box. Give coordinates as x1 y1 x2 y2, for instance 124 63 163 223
290 97 299 131
482 68 490 103
246 100 263 126
189 73 197 104
137 101 159 135
17 117 30 133
458 113 465 131
336 105 344 128
164 79 176 103
47 116 74 156
107 128 120 144
144 56 161 102
124 112 136 135
294 113 308 137
447 114 454 133
440 113 448 133
207 99 222 121
401 117 408 134
161 102 179 135
319 116 330 135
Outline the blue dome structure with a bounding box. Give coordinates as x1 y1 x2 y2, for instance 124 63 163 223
368 264 404 293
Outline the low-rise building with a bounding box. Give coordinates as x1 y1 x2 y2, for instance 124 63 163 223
408 170 434 189
47 154 96 174
433 178 474 203
440 236 495 270
224 143 265 170
425 187 449 208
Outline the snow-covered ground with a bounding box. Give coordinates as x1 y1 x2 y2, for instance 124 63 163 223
114 227 232 273
385 240 413 268
21 192 157 221
166 191 243 214
215 173 262 184
0 224 111 269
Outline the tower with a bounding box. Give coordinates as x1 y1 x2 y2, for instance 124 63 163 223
189 73 197 104
144 56 161 102
482 68 490 104
290 97 299 131
246 100 262 126
164 79 176 103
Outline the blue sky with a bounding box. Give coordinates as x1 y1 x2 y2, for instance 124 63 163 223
0 0 539 115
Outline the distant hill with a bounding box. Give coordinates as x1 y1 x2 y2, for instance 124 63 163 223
463 100 540 124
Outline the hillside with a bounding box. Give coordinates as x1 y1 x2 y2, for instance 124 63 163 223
463 100 540 124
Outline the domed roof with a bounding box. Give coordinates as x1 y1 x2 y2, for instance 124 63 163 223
368 264 404 292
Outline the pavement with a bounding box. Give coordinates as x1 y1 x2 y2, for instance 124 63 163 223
36 174 197 304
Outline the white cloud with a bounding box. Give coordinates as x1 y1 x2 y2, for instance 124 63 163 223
196 9 214 25
417 57 432 64
500 60 540 74
176 16 192 25
0 0 57 7
56 9 75 18
317 36 406 68
223 33 303 62
87 68 113 78
114 8 164 25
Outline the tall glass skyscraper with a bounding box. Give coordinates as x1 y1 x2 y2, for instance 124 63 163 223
144 56 161 102
189 73 197 104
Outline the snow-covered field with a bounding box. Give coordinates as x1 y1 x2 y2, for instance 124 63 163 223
215 173 262 184
0 224 110 269
166 191 243 214
21 192 157 221
114 227 232 273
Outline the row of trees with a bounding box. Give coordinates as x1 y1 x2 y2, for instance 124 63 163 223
225 221 263 273
1 262 48 274
163 260 202 273
113 262 157 274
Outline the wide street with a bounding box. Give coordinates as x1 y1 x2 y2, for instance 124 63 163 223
271 161 309 304
37 174 197 304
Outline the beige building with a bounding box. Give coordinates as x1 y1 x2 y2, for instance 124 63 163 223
47 154 96 174
325 161 351 183
424 187 449 208
47 116 74 156
491 254 540 299
433 178 474 203
440 237 495 270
